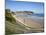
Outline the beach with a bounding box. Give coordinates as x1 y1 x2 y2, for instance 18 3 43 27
15 15 44 32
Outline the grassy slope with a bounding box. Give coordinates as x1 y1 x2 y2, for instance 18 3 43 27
5 10 30 35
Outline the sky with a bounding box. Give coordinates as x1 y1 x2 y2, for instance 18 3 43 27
5 0 44 13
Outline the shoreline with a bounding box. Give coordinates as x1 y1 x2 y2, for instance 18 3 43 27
16 16 44 30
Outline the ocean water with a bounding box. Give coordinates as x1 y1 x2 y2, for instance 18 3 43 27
27 14 44 19
16 13 44 18
30 14 44 17
26 14 44 24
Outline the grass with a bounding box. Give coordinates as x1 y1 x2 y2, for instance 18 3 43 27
5 9 31 35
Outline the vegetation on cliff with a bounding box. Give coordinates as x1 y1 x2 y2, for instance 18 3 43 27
5 9 29 35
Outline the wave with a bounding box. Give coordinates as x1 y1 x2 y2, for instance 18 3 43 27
29 13 44 17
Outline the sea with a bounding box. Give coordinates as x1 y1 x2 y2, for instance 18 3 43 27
16 13 44 18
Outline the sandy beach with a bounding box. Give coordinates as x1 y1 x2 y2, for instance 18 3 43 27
16 16 44 31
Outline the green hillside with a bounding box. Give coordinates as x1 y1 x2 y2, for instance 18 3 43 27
5 9 30 35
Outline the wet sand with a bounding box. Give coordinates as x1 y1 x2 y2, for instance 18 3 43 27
16 16 44 31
